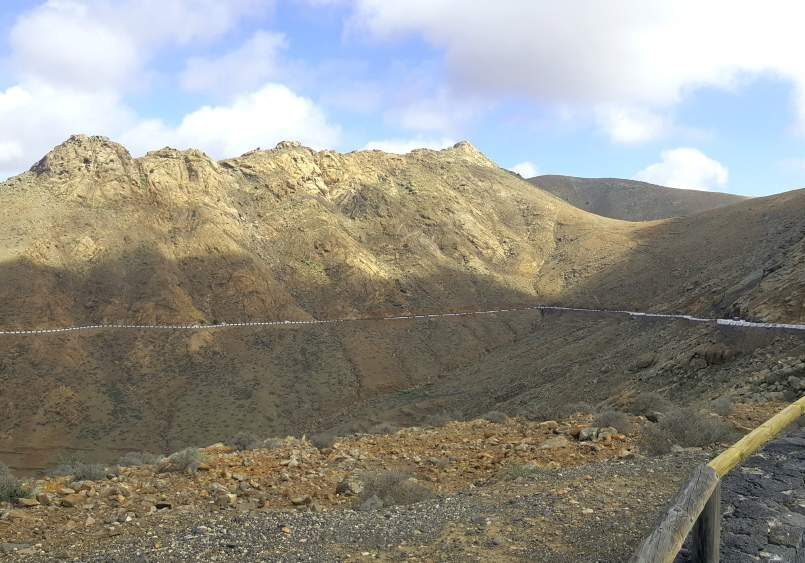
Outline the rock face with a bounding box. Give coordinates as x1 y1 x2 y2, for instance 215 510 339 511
0 136 804 464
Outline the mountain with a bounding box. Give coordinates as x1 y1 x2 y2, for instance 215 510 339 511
528 175 747 221
0 135 802 467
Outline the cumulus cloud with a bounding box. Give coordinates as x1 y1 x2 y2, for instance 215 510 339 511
509 161 539 178
346 1 805 132
0 0 344 177
180 31 287 95
362 136 454 154
121 83 340 158
9 0 270 92
634 148 728 190
595 106 670 144
0 82 135 173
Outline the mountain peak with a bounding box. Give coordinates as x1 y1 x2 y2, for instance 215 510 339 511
30 134 134 179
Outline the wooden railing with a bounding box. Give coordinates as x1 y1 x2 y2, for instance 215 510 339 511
631 396 805 563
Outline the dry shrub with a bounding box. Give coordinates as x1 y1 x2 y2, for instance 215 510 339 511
160 448 203 474
309 432 336 450
629 392 672 416
49 457 108 481
368 422 400 436
118 451 162 467
481 411 508 424
500 463 542 481
711 396 734 416
0 464 25 503
640 407 738 455
357 471 434 509
228 432 261 451
594 410 634 434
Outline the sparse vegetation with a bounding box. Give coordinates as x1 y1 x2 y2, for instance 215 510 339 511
49 456 108 481
423 411 460 427
0 463 26 503
559 401 595 418
262 437 285 449
357 470 435 508
368 422 400 435
629 392 672 416
118 451 162 467
711 396 735 416
640 407 738 455
481 410 508 423
229 431 261 451
310 432 336 450
594 410 634 434
500 462 542 481
160 448 204 474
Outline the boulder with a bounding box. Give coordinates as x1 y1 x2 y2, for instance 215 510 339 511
578 427 599 441
335 475 364 496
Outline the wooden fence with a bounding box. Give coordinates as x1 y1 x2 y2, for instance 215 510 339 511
631 396 805 563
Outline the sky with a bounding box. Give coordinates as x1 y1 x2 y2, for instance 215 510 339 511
2 1 805 196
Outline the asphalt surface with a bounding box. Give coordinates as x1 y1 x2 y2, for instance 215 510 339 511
678 426 805 562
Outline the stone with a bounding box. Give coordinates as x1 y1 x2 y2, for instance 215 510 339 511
336 475 364 496
61 494 85 508
290 495 312 506
215 494 237 508
155 501 172 510
768 523 803 547
57 487 76 495
15 498 39 508
538 420 559 431
538 436 570 450
578 427 599 441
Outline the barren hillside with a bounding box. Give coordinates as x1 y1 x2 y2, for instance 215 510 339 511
528 175 747 221
0 136 803 465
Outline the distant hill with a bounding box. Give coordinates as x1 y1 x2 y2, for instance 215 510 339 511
528 175 747 221
1 135 803 467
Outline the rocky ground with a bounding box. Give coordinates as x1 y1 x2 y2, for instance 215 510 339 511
3 406 780 562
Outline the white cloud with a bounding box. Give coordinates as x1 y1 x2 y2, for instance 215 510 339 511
0 0 340 177
509 161 539 178
596 106 669 144
8 0 270 92
346 1 805 130
9 1 140 91
362 136 455 154
0 81 135 173
121 83 340 158
634 148 728 190
180 31 287 95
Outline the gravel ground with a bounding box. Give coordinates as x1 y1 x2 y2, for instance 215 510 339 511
9 452 708 563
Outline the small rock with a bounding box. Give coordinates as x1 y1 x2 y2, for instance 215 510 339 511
61 494 85 508
15 498 39 508
290 495 312 506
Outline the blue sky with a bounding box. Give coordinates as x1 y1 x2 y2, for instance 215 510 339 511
2 1 805 197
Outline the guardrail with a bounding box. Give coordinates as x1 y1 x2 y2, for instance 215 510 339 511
631 396 805 562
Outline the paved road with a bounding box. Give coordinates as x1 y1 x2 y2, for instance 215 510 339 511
678 427 805 562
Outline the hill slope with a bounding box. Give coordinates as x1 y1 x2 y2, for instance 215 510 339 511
528 175 747 221
0 136 802 466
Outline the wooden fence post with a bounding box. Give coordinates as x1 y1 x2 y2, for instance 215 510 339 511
691 480 721 562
